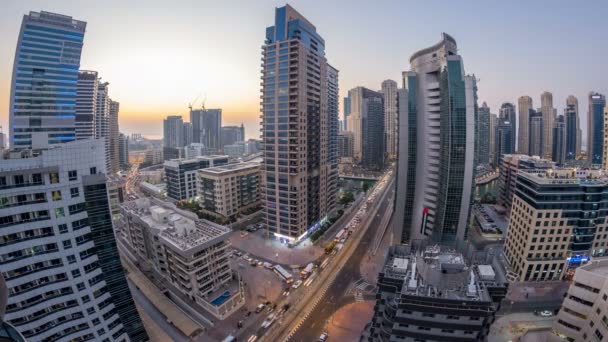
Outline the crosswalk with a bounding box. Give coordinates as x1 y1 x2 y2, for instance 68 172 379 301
347 278 377 302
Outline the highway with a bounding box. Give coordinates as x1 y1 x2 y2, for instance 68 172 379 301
286 176 394 341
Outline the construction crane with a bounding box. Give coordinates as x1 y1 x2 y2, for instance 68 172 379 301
201 93 207 111
188 93 201 112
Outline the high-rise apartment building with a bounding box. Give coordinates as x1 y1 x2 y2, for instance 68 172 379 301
75 71 98 140
540 91 556 159
494 116 514 167
343 96 351 131
553 257 608 342
588 92 606 166
489 113 497 167
220 124 245 149
9 11 86 149
108 100 120 173
191 109 222 151
182 122 193 146
118 133 129 170
504 169 608 282
381 79 398 160
164 155 229 201
518 96 533 155
477 102 491 166
337 131 354 160
347 87 385 170
529 110 543 157
261 5 337 243
565 96 579 160
327 65 340 194
497 154 554 212
499 102 516 152
553 115 567 165
394 33 476 244
163 115 184 160
0 139 148 341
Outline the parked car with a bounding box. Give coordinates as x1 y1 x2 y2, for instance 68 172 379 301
292 280 303 289
255 304 265 313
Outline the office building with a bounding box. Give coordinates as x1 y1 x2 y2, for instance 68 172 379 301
198 162 260 220
364 245 506 342
382 80 398 160
553 115 567 166
588 92 606 166
108 100 120 173
118 133 129 170
494 117 514 167
518 96 533 155
553 257 608 342
497 154 554 212
504 169 608 282
220 125 245 149
499 102 517 153
223 143 247 158
163 115 184 161
0 274 27 341
191 109 221 151
182 122 193 146
183 143 208 159
75 71 98 140
529 110 543 157
327 65 340 197
338 131 354 160
9 11 86 149
95 81 112 171
565 96 579 161
394 33 477 244
164 155 229 201
0 128 7 151
143 148 163 166
477 102 491 166
347 87 385 170
120 198 245 319
261 5 337 242
0 139 147 341
343 96 351 131
541 91 556 159
489 113 498 167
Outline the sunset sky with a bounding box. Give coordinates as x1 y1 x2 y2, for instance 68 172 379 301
1 0 607 142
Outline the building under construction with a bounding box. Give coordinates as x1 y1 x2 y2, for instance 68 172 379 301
363 245 508 342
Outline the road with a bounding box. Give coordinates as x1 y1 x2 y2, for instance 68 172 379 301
287 176 394 341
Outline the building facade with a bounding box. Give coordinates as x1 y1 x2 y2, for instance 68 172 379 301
108 101 120 173
489 113 497 167
261 5 336 243
120 198 245 319
565 96 579 161
9 11 86 149
588 92 606 166
163 115 184 161
164 155 229 201
494 117 514 167
497 154 554 213
394 33 476 244
198 162 260 220
191 109 222 152
337 131 354 160
118 132 129 170
553 115 567 166
382 79 398 160
499 102 517 153
540 91 556 160
477 102 490 166
504 169 608 282
518 96 533 155
553 257 608 342
0 139 147 341
220 125 245 149
347 87 385 170
529 110 543 157
75 71 98 140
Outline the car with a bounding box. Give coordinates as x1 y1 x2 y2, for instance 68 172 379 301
292 280 303 289
257 261 264 267
539 310 554 317
319 332 328 341
255 304 266 313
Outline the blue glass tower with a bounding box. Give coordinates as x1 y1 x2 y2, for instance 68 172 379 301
9 11 86 149
588 92 606 166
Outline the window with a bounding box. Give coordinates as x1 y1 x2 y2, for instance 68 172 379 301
77 282 86 291
70 187 79 198
92 318 100 326
82 295 90 303
67 255 76 264
49 172 60 184
90 167 97 175
68 170 78 181
72 269 81 278
63 240 72 249
58 224 68 233
55 207 65 218
87 307 95 315
52 190 62 201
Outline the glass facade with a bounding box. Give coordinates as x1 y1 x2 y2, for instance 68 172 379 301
589 93 606 165
565 104 578 160
9 11 86 149
399 75 417 243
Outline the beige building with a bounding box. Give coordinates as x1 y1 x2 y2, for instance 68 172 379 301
504 169 608 282
120 198 244 319
489 113 498 166
518 96 533 155
541 91 556 160
197 162 260 220
603 105 608 170
381 79 398 160
553 257 608 342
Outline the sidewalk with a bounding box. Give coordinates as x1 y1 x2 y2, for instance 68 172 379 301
489 312 556 342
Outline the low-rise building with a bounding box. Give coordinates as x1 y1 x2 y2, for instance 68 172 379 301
497 154 554 213
504 169 608 282
197 162 261 220
120 198 245 319
164 155 229 201
553 257 608 342
364 245 507 342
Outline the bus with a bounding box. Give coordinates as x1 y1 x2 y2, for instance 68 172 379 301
273 265 293 283
334 229 345 241
300 263 314 279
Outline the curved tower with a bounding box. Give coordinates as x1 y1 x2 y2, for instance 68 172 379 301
395 33 476 244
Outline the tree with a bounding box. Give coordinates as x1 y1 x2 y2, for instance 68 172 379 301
339 191 355 205
362 181 371 192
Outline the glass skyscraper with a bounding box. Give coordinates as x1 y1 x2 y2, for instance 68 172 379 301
9 11 86 149
588 92 606 166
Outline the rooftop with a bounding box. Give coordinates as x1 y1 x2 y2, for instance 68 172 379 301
518 169 607 186
580 257 608 277
198 161 260 175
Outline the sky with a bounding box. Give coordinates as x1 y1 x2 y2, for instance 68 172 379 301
1 0 607 142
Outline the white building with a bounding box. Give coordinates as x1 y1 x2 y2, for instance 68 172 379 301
0 139 147 341
120 198 244 319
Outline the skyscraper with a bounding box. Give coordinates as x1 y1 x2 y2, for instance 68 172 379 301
552 115 566 165
95 81 112 171
588 92 606 165
381 80 398 160
163 115 184 160
327 64 340 201
499 102 516 152
394 33 476 244
118 132 129 169
75 71 98 140
182 122 193 146
108 100 120 173
343 96 351 131
9 11 86 149
489 112 497 167
540 91 556 159
477 102 490 166
517 96 533 155
221 124 245 148
0 139 148 341
529 110 543 157
564 96 579 160
347 87 385 170
190 108 222 151
494 117 514 166
261 5 336 243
